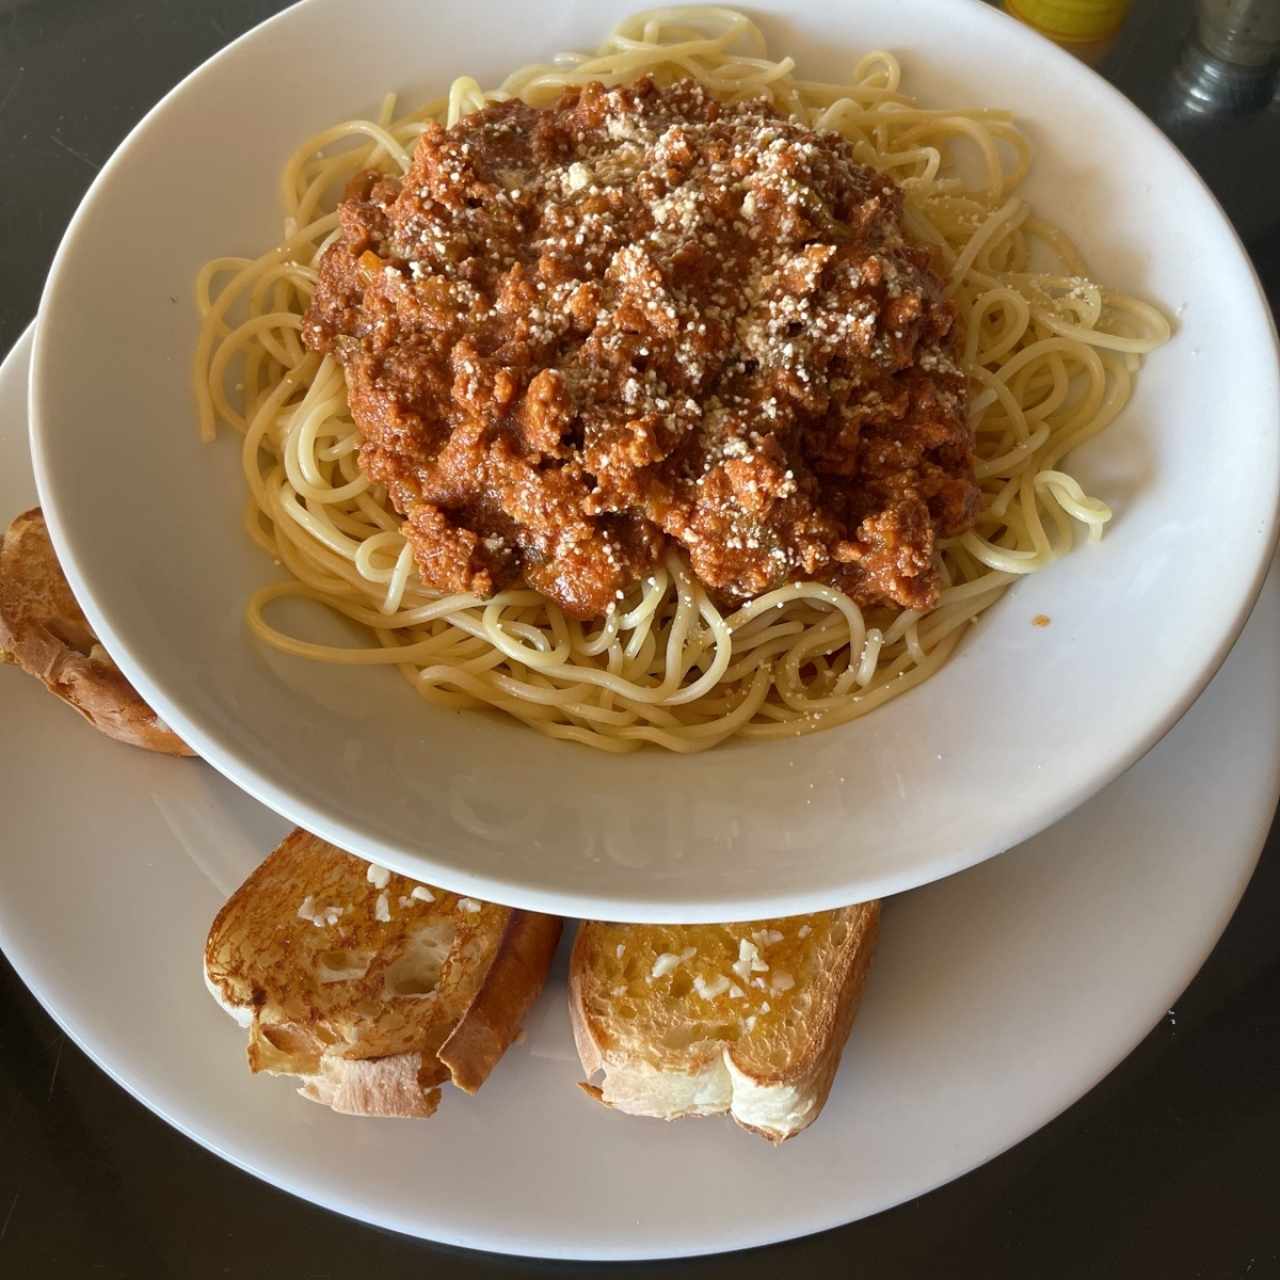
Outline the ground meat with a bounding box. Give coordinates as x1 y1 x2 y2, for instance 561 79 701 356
303 77 978 620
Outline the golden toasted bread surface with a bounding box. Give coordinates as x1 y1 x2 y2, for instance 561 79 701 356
570 903 879 1143
0 507 192 754
205 829 561 1116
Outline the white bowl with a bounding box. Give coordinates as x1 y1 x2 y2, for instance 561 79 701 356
30 0 1279 921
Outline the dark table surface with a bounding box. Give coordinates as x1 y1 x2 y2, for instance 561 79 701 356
2 2 1279 1276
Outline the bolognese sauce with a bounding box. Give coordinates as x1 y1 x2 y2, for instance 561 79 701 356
304 77 978 621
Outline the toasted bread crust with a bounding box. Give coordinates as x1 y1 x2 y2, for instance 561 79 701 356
440 909 563 1093
205 828 560 1117
569 903 880 1143
568 928 604 1080
0 508 193 755
734 905 878 1143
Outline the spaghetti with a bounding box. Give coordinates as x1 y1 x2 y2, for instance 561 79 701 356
194 6 1170 753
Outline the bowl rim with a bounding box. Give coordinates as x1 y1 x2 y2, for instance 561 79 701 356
28 0 1280 920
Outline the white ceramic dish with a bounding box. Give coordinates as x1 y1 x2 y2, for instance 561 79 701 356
6 324 1279 1257
29 0 1280 921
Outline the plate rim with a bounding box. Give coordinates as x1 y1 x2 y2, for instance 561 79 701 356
5 317 1280 1259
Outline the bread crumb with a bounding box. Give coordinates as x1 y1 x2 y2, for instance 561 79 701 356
374 891 391 923
649 947 697 979
295 896 342 928
731 938 769 983
1032 614 1051 628
366 863 391 889
693 974 730 1000
410 885 435 902
458 897 482 913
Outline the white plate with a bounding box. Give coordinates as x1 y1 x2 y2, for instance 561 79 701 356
5 324 1279 1258
29 0 1280 921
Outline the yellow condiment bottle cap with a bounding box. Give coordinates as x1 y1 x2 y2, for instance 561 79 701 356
1005 0 1132 42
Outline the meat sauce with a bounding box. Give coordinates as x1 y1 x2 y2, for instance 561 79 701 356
303 77 978 620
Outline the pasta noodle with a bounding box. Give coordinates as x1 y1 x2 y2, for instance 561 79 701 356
193 6 1170 753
